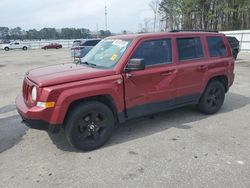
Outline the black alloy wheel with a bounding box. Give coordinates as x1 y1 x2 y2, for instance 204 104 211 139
198 81 225 114
65 101 115 151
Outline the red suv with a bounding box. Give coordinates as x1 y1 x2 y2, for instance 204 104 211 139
16 31 235 150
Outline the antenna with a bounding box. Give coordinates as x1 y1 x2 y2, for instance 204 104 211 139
105 1 108 31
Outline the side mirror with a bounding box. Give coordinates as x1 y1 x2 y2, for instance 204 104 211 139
125 58 145 72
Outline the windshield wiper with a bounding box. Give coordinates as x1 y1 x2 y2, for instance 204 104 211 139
79 61 97 67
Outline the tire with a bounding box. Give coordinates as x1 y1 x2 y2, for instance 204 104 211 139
4 47 9 51
65 101 115 151
23 46 27 51
198 81 225 114
233 50 238 60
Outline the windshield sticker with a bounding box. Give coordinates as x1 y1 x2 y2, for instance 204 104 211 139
112 40 128 48
110 54 118 61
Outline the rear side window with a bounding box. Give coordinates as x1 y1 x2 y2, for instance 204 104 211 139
206 36 227 57
131 39 172 66
177 37 204 61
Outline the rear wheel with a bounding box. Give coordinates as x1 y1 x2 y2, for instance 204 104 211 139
198 81 225 114
4 47 9 51
65 101 115 151
23 46 27 50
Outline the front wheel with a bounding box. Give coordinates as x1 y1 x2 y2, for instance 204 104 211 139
65 101 115 151
233 50 238 60
198 81 225 114
4 47 9 51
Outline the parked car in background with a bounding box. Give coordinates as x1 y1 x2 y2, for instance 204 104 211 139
2 41 30 51
16 31 235 151
226 36 240 59
42 43 63 50
71 39 101 59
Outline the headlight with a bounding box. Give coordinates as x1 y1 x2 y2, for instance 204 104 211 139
31 86 37 101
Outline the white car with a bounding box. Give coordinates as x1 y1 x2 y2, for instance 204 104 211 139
2 41 31 51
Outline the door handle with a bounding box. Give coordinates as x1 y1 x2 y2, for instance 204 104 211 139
161 69 177 76
126 73 133 78
198 65 208 70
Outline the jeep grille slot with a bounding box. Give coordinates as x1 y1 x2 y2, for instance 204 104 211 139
22 79 30 101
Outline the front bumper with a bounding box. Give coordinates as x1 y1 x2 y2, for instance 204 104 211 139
15 93 61 133
21 117 60 133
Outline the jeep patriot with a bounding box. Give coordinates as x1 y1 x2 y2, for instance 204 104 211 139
16 31 235 150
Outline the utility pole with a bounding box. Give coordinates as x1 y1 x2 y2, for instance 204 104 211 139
96 23 99 38
105 1 108 31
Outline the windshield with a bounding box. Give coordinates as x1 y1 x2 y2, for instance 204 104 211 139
80 39 131 68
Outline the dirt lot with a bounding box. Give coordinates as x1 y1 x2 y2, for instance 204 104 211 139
0 49 250 188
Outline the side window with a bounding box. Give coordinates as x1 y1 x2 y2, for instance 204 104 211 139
206 36 227 57
177 37 204 61
131 39 172 66
14 42 19 45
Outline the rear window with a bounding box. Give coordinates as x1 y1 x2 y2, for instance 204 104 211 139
177 37 204 61
83 40 100 46
206 36 227 57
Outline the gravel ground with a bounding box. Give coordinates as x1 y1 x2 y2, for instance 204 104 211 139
0 49 250 188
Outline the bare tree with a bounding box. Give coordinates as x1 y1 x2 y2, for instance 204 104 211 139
143 18 152 32
149 0 160 32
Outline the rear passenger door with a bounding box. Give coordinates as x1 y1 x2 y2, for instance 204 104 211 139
175 36 209 104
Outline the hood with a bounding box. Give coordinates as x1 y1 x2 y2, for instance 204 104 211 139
27 63 116 87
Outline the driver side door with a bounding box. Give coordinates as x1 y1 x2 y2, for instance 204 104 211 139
123 38 177 119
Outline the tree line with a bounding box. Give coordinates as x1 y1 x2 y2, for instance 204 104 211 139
0 27 112 40
158 0 250 31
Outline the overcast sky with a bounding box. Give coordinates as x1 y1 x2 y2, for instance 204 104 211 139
0 0 153 32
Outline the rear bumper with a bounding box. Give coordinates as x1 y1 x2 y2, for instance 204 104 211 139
15 93 61 133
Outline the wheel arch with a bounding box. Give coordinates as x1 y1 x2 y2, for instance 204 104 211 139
205 75 229 93
63 95 120 127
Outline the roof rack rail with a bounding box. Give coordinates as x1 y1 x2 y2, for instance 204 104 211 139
170 29 218 33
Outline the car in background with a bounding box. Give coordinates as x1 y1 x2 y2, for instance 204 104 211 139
2 41 30 51
226 36 240 59
42 43 62 50
71 39 101 59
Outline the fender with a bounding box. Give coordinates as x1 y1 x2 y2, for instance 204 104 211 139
202 66 228 92
48 75 124 124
